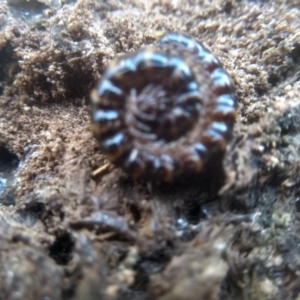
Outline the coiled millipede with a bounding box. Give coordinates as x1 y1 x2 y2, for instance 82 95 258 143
91 32 237 182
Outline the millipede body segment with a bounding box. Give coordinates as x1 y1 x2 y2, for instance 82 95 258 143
91 32 237 182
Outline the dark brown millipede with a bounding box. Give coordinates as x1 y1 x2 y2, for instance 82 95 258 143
91 32 237 182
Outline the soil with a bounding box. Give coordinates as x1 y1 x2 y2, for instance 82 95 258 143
1 0 300 299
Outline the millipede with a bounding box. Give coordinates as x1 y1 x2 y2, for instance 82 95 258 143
91 32 237 182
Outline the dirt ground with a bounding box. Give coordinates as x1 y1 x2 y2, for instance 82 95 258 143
1 0 300 299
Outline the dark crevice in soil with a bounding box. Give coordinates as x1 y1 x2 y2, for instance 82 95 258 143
0 146 19 168
288 42 300 63
0 146 19 205
48 231 75 265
